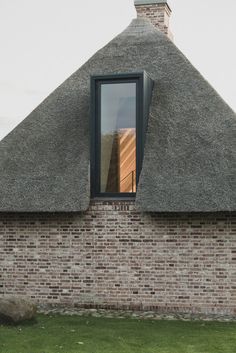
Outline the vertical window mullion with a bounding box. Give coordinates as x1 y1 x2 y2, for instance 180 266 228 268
136 79 140 190
96 82 102 196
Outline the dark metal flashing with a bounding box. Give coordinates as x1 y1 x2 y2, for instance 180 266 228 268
90 72 153 199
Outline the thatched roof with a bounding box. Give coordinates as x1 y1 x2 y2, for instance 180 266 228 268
0 18 235 212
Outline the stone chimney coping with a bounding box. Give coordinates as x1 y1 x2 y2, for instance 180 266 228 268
135 0 168 5
134 0 171 11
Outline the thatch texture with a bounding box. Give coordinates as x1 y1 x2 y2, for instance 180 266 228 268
0 18 235 211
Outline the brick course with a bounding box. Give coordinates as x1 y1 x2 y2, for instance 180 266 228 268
135 3 173 40
0 201 236 316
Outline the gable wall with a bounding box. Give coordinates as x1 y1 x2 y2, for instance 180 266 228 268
0 201 235 317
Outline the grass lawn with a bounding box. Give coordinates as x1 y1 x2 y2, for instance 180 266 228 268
0 314 236 353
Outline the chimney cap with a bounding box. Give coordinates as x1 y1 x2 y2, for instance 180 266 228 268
135 0 169 5
134 0 171 13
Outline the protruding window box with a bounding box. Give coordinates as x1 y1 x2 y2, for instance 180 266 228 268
90 72 153 198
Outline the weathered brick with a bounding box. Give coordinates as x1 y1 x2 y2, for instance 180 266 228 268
0 201 235 316
135 2 173 40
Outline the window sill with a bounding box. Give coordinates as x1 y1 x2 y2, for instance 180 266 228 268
91 196 135 201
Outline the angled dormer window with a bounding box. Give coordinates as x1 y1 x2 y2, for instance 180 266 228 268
91 72 153 198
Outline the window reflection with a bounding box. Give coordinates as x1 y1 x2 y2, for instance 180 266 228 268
100 82 136 193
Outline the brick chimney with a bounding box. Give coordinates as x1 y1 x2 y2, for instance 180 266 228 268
134 0 173 40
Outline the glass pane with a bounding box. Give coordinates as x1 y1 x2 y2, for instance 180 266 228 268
100 82 136 193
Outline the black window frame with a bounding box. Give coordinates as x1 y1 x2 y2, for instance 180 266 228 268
90 72 152 199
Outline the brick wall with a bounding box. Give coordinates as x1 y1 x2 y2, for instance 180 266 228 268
135 2 173 40
0 201 236 316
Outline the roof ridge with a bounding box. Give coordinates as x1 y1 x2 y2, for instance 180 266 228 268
120 18 161 36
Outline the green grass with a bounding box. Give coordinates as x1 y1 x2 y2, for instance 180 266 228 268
0 314 236 353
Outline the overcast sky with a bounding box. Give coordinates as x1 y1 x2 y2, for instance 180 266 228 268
0 0 235 141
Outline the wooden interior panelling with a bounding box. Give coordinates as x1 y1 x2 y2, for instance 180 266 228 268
119 128 136 192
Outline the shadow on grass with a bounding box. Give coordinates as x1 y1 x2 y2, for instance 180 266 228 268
0 315 38 327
